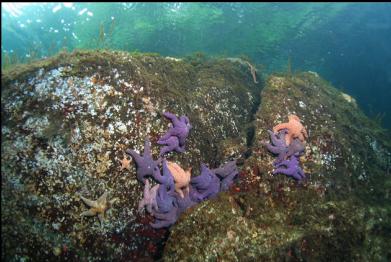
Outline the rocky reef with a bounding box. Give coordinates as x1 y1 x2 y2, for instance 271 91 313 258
164 72 391 260
1 50 259 260
1 50 390 261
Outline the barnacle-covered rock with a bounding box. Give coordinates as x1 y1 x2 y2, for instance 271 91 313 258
165 189 367 261
164 72 391 261
245 72 391 200
1 50 260 260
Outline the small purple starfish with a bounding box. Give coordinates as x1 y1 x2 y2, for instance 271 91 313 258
138 180 159 214
273 155 306 180
126 137 161 184
157 136 186 156
158 112 192 148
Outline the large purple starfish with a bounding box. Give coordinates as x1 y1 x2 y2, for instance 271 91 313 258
158 112 191 148
273 155 305 181
126 137 161 184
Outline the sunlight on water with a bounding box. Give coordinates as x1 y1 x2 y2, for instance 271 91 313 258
1 3 391 261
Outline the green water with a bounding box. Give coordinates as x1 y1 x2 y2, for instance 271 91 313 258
2 3 391 128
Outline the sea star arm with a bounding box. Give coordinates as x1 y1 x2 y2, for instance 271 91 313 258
80 196 99 208
125 149 142 163
302 127 308 139
98 213 105 225
158 136 180 156
267 130 282 146
143 137 152 156
81 209 97 217
212 161 237 178
220 170 238 191
97 192 108 205
150 207 178 228
163 112 179 124
191 164 212 189
138 199 146 213
158 129 175 143
156 184 176 213
273 123 289 133
264 143 282 154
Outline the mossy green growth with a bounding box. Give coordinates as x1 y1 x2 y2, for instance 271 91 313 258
165 70 391 261
248 72 390 202
1 49 262 260
164 187 368 261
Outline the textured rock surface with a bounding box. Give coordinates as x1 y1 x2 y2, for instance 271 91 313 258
164 72 391 260
244 72 390 199
1 50 260 260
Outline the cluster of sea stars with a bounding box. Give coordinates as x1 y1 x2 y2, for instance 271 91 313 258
263 114 308 181
127 112 239 228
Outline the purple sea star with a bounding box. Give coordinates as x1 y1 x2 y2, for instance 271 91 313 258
212 160 239 191
158 112 192 148
126 137 161 184
156 183 176 213
273 155 306 180
138 180 159 214
152 160 175 191
157 136 185 156
212 160 238 179
150 206 179 229
175 189 197 213
220 170 239 192
190 163 213 190
190 164 220 202
263 129 289 164
287 138 305 158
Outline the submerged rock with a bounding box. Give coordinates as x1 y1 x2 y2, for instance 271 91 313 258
246 72 390 200
164 72 391 260
1 50 260 261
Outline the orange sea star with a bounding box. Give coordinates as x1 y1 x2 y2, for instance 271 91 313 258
166 161 191 198
273 115 308 145
119 154 132 171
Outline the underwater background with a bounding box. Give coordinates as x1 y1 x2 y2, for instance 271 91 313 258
1 3 391 261
2 2 391 129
